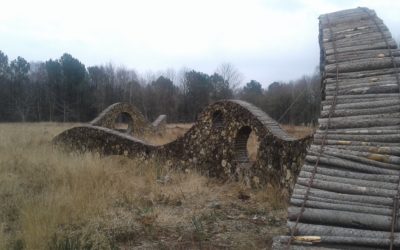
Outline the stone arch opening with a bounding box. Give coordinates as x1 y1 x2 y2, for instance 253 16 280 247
212 110 224 129
114 112 133 134
234 126 257 163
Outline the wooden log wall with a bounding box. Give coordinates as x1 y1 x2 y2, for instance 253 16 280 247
273 7 400 249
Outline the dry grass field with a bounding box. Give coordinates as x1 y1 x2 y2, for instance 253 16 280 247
0 123 313 250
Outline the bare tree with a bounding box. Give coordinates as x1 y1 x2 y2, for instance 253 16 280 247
10 57 31 121
163 68 176 84
216 62 243 91
141 70 157 85
115 66 138 104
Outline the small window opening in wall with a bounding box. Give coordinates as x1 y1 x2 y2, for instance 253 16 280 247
234 126 260 163
212 110 224 129
114 112 133 134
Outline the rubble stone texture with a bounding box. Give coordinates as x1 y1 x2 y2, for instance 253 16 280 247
90 102 166 135
54 100 311 189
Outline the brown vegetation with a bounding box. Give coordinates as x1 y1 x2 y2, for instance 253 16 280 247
281 125 315 139
0 123 311 249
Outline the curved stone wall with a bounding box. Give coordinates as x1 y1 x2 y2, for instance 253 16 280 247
54 100 311 189
90 102 166 135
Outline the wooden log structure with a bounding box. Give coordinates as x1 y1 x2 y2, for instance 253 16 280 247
273 7 400 249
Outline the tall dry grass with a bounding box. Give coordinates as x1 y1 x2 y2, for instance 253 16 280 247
142 123 193 145
0 123 292 250
0 123 184 249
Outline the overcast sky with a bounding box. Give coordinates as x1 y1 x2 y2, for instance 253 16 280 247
0 0 399 87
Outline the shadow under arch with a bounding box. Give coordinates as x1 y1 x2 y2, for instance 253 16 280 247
234 126 252 163
212 110 224 129
114 112 134 134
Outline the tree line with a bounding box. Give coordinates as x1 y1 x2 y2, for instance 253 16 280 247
0 50 321 125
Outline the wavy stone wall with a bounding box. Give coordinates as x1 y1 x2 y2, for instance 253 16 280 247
54 100 311 189
90 102 166 135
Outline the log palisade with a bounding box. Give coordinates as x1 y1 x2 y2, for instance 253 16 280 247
273 7 400 249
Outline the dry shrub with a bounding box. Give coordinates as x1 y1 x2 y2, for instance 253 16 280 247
254 184 289 210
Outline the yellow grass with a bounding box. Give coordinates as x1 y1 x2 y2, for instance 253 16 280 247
281 125 314 139
141 123 193 145
0 123 295 249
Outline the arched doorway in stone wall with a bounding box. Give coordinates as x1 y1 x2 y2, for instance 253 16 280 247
114 112 133 134
234 126 260 164
212 110 224 129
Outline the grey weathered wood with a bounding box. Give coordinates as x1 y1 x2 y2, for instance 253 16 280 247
321 19 385 34
325 40 397 55
330 145 400 156
322 97 392 106
324 72 399 85
308 149 400 171
321 11 372 24
322 129 400 135
293 185 394 206
322 20 385 35
324 34 393 51
299 171 397 190
305 155 398 174
302 164 399 183
287 222 399 238
321 105 399 118
324 31 393 47
310 145 400 164
324 68 398 80
323 99 400 111
296 177 396 197
277 235 400 248
314 132 400 143
324 92 399 101
319 112 400 122
273 236 377 250
313 139 399 147
291 198 392 215
330 125 400 130
325 80 400 92
291 194 389 209
318 116 400 129
276 7 400 249
325 83 399 96
326 49 400 65
321 7 374 19
288 207 399 231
